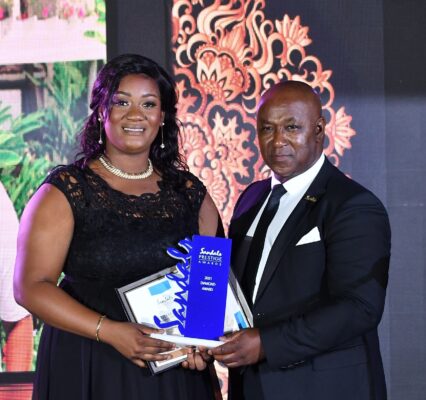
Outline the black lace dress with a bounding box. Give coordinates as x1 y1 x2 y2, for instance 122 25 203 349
33 163 215 400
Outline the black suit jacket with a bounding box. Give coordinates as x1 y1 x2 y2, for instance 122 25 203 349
228 158 391 400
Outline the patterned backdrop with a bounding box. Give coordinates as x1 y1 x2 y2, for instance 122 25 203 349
171 0 356 227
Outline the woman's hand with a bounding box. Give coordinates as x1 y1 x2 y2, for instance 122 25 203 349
99 319 176 368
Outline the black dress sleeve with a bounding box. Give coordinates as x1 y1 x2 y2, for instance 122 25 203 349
42 164 84 218
182 171 207 215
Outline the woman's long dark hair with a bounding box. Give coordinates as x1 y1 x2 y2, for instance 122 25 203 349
78 53 188 184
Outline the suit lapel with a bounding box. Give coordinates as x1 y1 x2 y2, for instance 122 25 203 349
230 180 271 234
254 159 334 305
254 199 314 303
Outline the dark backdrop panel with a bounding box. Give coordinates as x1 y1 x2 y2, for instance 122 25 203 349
261 0 387 195
106 0 173 73
106 1 426 398
383 1 426 398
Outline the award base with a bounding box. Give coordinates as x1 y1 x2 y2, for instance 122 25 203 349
150 333 223 349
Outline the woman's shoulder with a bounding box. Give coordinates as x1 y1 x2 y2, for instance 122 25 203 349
172 170 207 210
40 162 89 214
179 170 206 191
43 162 85 192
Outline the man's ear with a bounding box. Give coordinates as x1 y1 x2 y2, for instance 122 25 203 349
315 117 326 141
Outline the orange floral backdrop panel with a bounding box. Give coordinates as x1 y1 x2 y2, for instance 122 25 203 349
172 0 356 228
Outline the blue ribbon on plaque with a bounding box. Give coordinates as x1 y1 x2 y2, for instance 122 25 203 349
152 235 231 340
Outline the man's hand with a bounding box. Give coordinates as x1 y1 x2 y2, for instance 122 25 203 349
182 346 212 370
209 328 264 368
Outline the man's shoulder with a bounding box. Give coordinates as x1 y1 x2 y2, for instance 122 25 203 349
241 178 270 196
322 162 386 210
232 178 270 220
238 178 271 202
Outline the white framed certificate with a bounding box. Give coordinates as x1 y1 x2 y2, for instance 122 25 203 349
116 266 252 374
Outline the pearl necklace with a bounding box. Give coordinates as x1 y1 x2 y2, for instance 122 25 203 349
98 155 154 180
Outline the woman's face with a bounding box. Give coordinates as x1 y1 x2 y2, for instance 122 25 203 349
103 74 164 156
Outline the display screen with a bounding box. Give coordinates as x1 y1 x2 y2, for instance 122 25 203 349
0 1 106 387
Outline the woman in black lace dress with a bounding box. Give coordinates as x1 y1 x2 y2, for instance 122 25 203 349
14 54 221 400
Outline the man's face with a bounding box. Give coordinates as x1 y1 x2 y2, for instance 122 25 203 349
257 88 325 182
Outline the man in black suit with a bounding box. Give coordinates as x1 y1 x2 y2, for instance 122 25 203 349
210 81 391 399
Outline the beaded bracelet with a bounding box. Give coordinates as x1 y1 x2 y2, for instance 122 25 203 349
96 314 106 342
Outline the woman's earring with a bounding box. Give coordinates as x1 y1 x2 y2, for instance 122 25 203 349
98 117 103 145
160 122 165 149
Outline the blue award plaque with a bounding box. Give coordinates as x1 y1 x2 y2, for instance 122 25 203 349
184 235 231 340
144 236 232 340
116 235 250 373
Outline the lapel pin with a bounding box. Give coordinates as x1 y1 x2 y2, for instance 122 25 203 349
304 195 317 203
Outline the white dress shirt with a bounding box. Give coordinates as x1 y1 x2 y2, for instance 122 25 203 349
247 154 325 302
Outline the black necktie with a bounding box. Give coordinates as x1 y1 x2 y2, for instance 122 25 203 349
242 184 287 303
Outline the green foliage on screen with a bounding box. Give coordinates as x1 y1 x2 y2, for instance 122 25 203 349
1 61 96 216
1 154 52 217
1 60 103 372
26 61 90 164
84 0 106 44
0 102 48 216
0 102 44 168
